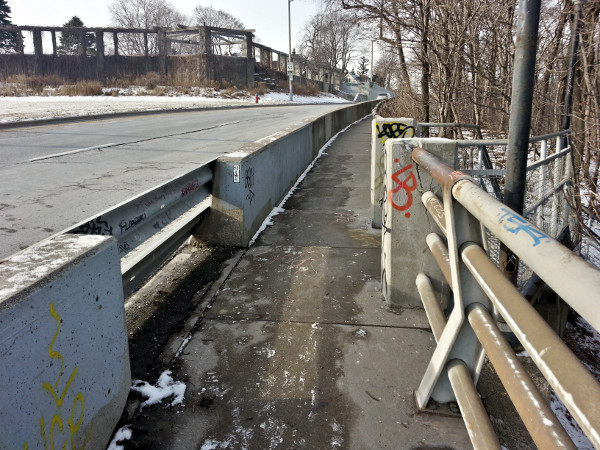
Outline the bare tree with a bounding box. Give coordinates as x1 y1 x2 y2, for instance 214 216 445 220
192 6 245 55
298 8 363 73
109 0 187 55
192 5 244 29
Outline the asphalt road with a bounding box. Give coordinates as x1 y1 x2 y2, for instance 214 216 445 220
0 104 349 259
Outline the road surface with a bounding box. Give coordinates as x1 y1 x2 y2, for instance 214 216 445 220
0 104 349 259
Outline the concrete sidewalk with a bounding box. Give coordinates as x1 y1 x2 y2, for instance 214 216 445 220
126 118 471 448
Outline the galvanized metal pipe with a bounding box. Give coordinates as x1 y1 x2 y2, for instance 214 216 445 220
461 243 600 448
422 191 447 235
452 179 600 333
466 303 576 449
426 233 452 289
446 359 501 450
416 273 446 341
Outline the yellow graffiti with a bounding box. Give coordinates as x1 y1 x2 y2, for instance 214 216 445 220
376 122 415 144
26 303 91 450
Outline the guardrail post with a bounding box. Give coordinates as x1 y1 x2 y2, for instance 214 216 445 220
371 117 416 229
381 138 456 307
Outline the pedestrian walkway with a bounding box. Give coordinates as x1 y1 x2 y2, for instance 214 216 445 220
127 118 471 448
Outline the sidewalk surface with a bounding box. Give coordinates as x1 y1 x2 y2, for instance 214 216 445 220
129 118 471 448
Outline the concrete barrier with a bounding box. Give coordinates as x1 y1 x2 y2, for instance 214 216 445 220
0 234 130 450
371 117 416 228
381 138 455 307
198 101 378 247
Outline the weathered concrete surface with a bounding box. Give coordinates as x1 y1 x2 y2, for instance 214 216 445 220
121 118 471 448
382 138 456 307
371 117 416 228
0 234 130 450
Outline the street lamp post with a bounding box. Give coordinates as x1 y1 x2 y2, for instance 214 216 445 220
288 0 294 101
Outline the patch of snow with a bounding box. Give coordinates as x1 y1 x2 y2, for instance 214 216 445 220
131 370 186 408
0 91 349 124
106 426 132 450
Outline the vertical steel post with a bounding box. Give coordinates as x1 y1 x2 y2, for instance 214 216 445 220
288 0 294 102
560 0 584 150
500 0 541 280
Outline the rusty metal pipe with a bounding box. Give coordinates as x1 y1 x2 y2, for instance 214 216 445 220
446 359 501 450
462 243 600 448
412 147 465 188
467 303 576 449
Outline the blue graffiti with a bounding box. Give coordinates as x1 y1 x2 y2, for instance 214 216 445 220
499 208 550 247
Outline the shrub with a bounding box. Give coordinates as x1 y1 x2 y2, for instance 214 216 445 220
58 81 104 96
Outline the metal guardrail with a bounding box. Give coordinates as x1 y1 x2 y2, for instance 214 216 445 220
412 147 600 449
67 161 214 295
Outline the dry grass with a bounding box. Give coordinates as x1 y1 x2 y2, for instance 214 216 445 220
59 81 104 96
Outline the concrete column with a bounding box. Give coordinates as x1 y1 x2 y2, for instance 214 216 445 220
95 30 105 80
381 138 457 307
0 234 130 449
371 118 416 228
113 31 119 56
260 47 271 67
78 30 87 56
51 31 57 56
33 28 43 75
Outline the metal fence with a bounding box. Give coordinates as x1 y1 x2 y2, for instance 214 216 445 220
411 147 600 449
425 128 580 286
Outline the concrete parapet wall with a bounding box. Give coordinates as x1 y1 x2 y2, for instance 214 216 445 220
371 117 416 228
198 101 377 247
0 234 130 449
382 138 456 307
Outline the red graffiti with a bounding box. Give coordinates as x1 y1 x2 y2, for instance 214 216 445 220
389 162 417 218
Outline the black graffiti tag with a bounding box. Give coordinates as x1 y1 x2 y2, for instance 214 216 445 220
75 216 113 235
119 213 147 234
376 123 415 142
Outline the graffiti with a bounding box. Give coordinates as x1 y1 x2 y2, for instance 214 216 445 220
119 242 131 255
376 122 415 143
119 213 146 234
25 303 91 449
246 190 255 205
153 212 175 231
181 179 201 197
245 167 255 189
75 216 113 236
499 208 550 247
388 161 417 218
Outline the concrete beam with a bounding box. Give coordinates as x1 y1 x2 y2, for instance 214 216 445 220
382 138 456 307
0 234 130 449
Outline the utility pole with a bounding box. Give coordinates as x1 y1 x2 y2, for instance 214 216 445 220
500 0 541 281
560 0 584 150
288 0 294 101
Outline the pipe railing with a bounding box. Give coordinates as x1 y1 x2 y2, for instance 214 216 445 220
411 147 600 449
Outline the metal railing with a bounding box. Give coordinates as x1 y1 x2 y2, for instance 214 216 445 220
411 147 600 449
67 161 214 295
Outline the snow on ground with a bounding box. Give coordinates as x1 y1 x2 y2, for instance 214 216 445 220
0 91 349 124
131 370 186 408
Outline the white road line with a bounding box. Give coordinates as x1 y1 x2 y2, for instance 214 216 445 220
28 143 117 162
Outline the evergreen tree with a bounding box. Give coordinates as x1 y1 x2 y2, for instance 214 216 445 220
58 16 96 55
357 56 369 79
0 0 18 53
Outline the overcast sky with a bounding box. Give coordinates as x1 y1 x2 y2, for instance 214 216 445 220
9 0 323 52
